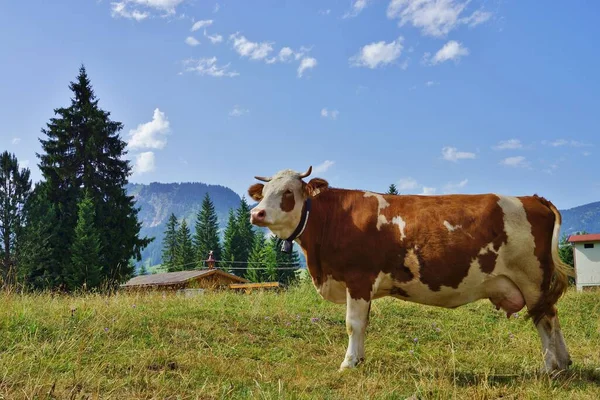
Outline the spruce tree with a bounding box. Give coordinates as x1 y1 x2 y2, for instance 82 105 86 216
270 236 301 285
194 193 222 268
387 184 399 195
174 219 195 271
0 151 31 286
139 262 149 276
64 191 102 291
262 238 279 283
36 65 152 289
231 196 255 278
246 232 265 283
221 208 237 273
161 213 179 271
16 183 60 289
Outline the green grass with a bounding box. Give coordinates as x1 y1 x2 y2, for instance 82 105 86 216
1 280 599 399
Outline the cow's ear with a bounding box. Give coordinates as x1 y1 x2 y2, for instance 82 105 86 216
305 178 329 198
248 183 264 201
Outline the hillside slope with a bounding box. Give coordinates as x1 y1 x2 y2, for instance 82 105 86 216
559 201 600 237
127 182 242 267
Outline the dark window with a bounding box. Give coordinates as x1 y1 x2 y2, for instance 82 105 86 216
584 243 594 249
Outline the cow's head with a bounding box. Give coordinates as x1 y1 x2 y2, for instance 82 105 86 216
248 166 328 238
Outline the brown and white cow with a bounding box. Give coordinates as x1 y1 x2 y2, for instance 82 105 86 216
248 166 573 373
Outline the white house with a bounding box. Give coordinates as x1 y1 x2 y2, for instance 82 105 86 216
567 233 600 292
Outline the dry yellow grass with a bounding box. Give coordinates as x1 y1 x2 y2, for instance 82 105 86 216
1 280 599 399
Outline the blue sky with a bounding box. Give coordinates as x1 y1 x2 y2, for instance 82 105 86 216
1 0 598 210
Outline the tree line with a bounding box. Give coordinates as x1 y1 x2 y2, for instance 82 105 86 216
159 194 301 285
1 66 151 292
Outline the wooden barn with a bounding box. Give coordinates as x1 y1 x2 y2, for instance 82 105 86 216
120 269 248 292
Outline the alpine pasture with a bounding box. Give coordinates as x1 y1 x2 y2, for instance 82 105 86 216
1 279 599 399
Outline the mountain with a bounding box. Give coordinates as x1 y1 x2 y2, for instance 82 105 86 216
559 201 600 237
126 182 242 268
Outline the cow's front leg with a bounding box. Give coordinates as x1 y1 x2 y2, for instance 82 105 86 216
339 290 371 371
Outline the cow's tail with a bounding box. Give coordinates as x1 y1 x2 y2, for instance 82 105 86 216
528 197 575 325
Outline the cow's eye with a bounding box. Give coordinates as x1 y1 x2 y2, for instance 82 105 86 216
284 190 293 196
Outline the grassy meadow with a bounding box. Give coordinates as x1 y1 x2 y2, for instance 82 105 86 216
1 279 599 400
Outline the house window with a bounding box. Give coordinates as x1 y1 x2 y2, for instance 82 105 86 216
584 243 594 249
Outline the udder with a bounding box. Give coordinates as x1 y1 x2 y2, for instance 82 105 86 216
485 276 525 318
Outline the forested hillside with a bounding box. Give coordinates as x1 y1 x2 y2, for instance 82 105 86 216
126 182 242 267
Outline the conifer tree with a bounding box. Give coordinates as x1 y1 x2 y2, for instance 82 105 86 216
36 65 151 289
221 209 237 273
139 262 149 276
194 193 222 268
246 232 265 283
231 196 255 278
174 219 195 271
161 213 179 271
262 238 279 282
0 151 31 286
16 183 59 289
64 191 102 291
270 236 301 285
387 184 399 195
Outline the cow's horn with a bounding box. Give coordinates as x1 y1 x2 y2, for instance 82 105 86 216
299 166 312 179
254 175 271 182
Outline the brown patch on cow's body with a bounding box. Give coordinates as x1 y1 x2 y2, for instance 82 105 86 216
299 190 510 300
519 195 557 319
478 251 498 274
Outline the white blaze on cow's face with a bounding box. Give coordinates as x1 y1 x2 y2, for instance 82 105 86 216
248 167 329 240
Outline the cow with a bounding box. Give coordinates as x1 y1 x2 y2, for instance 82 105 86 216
247 166 573 373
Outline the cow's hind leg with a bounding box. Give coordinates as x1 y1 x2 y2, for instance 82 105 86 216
339 290 371 371
534 309 572 373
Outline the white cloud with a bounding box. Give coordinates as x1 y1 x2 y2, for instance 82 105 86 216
110 2 150 21
500 156 529 168
493 139 522 150
421 186 437 195
266 47 295 64
397 177 419 190
298 57 317 77
543 139 593 148
320 108 339 120
583 151 592 157
343 0 372 19
350 37 404 69
462 9 492 27
110 0 184 20
431 40 469 64
191 19 213 31
230 33 274 61
319 9 332 15
204 30 223 44
11 138 21 145
443 178 468 193
441 146 475 162
185 36 200 46
182 57 239 77
229 105 249 117
213 3 220 13
128 108 171 150
386 0 492 38
133 151 156 175
314 160 335 175
425 80 437 87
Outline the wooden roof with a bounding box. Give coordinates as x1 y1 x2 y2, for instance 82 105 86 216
121 269 248 288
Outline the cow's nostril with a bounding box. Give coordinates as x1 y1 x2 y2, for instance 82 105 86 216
257 210 266 218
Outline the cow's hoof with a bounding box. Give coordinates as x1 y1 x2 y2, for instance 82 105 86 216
339 356 364 371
